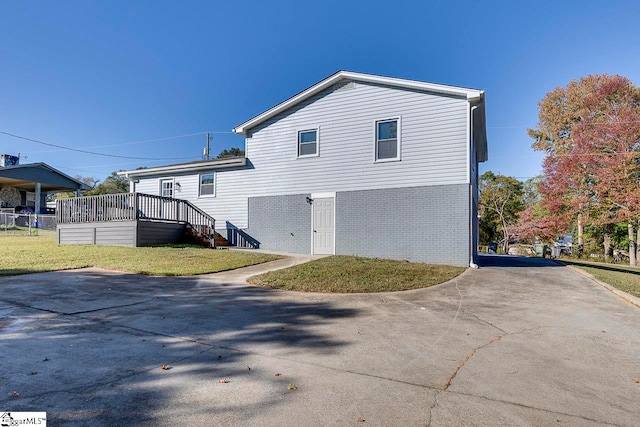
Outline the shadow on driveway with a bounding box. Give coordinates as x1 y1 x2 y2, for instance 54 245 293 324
478 253 562 268
0 268 359 425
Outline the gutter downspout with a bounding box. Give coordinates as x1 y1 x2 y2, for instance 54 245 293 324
469 105 479 269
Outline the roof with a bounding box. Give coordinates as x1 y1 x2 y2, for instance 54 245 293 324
0 162 91 192
233 70 485 137
118 156 247 178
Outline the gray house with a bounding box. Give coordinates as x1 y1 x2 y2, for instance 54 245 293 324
119 71 488 266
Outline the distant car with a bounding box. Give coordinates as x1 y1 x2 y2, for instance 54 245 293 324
488 242 498 253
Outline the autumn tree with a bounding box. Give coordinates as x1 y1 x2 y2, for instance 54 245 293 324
479 171 524 252
530 74 640 265
512 176 562 243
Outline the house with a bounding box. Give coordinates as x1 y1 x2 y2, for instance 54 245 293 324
114 71 487 266
0 160 90 214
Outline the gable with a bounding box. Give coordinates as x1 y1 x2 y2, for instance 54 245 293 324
234 70 484 137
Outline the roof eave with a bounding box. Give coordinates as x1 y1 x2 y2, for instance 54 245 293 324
118 157 247 179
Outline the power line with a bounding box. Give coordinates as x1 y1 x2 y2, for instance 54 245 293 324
0 130 204 160
17 130 237 154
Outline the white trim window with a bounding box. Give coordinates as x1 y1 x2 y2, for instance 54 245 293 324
298 129 319 157
160 179 174 198
199 172 215 197
375 118 400 162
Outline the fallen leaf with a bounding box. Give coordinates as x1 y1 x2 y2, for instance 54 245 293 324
357 418 365 423
287 384 297 390
12 391 20 398
632 378 639 384
160 365 172 370
43 356 50 362
274 373 281 377
30 371 37 375
563 357 570 360
219 378 230 384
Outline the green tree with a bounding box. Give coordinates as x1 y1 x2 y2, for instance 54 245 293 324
216 147 245 158
86 171 130 195
479 171 525 252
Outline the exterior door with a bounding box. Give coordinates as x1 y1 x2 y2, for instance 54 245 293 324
159 179 174 220
313 197 334 255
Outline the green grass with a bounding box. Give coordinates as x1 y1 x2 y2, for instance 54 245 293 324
0 235 281 276
0 225 56 237
563 260 640 298
247 255 466 293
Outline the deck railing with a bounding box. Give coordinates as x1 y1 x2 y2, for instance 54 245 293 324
56 193 216 246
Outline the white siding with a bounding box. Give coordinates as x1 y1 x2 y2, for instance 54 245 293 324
134 81 471 228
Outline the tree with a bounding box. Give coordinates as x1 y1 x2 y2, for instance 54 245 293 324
86 171 130 195
512 176 563 243
217 147 245 158
479 171 525 252
530 74 640 265
53 171 131 199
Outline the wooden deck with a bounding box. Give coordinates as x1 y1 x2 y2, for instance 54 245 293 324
56 193 218 247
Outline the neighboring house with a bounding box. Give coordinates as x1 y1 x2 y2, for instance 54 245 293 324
118 71 487 266
0 161 90 213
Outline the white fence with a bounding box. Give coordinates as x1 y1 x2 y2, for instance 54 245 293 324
0 213 57 235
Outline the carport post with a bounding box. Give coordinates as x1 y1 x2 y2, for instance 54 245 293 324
35 182 41 230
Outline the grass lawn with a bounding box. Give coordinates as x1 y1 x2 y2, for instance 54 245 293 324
565 261 640 299
0 235 281 276
247 255 466 293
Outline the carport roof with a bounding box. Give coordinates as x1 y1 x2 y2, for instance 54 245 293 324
0 162 90 192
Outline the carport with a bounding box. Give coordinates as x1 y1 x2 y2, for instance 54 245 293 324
0 162 90 214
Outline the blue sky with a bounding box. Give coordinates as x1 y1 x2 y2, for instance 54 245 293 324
2 0 640 182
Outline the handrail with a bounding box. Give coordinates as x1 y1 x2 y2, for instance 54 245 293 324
56 193 216 247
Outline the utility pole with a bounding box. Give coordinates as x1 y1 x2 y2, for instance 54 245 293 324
204 132 212 160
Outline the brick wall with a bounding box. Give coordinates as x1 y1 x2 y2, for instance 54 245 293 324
335 184 470 266
246 194 311 253
245 185 471 266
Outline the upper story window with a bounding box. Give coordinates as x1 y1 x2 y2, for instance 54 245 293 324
375 119 400 162
160 179 173 198
298 129 318 157
199 173 215 197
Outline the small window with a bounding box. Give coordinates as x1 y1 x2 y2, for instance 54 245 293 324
375 119 400 161
160 179 173 198
26 191 36 207
298 129 318 157
199 173 215 197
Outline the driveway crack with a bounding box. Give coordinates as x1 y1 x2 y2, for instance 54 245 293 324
462 310 507 334
444 334 505 391
427 390 441 426
0 297 158 316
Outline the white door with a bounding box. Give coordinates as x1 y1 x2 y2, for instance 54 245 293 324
313 197 334 255
159 179 174 220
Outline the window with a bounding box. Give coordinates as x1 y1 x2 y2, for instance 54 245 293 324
375 119 400 161
160 179 173 198
298 129 318 157
26 192 36 207
199 173 215 197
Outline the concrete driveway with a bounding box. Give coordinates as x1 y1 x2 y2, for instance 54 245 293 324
1 254 639 426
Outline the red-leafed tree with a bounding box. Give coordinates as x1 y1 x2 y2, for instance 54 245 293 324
512 176 565 243
530 74 640 265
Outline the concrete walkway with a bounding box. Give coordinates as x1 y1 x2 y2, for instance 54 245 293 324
1 254 639 426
